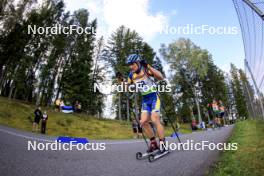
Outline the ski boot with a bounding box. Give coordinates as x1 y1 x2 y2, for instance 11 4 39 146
159 138 168 153
147 138 159 153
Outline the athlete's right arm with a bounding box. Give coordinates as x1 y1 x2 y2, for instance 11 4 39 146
116 72 131 92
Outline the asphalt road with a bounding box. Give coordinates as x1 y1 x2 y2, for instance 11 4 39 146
0 125 234 176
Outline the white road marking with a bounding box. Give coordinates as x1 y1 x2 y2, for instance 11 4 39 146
0 126 190 145
0 127 145 145
0 128 54 142
104 141 144 145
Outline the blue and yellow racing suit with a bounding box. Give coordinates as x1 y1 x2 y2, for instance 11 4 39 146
127 68 160 114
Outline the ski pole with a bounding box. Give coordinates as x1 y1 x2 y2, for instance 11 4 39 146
129 103 150 148
116 72 150 149
125 93 149 148
143 70 182 144
156 91 182 144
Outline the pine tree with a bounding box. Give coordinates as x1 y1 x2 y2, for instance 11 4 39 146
239 69 256 119
104 26 157 120
230 64 248 119
60 9 98 114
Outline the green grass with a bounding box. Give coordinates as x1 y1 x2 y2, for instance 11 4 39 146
0 96 191 139
208 120 264 176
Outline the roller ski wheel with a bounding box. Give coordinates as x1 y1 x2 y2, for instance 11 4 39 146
136 152 143 160
148 150 170 162
135 149 160 160
148 154 155 162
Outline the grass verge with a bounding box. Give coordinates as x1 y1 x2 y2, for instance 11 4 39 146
0 96 191 139
208 120 264 176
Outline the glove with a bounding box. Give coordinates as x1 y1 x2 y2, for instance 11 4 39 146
140 60 150 68
158 79 168 86
116 71 124 82
116 71 123 78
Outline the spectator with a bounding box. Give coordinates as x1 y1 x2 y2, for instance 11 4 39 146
32 107 42 132
137 122 143 138
136 115 143 138
41 111 48 134
132 120 138 138
207 103 214 121
212 99 220 128
218 100 225 127
75 100 82 113
55 99 61 112
203 107 210 124
200 121 206 130
191 118 198 131
59 100 65 112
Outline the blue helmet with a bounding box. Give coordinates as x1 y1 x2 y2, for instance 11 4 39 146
126 54 141 65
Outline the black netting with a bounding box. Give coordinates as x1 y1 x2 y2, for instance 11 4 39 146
233 0 264 93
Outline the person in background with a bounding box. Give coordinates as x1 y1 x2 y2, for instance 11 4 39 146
203 107 210 128
55 99 61 112
59 100 65 112
200 121 206 130
137 123 143 138
218 100 225 127
191 118 197 132
75 100 82 113
32 107 42 132
41 111 48 134
212 99 220 128
137 115 143 138
132 120 138 138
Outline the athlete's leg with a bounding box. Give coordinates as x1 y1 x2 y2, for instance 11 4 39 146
217 112 221 127
150 94 164 140
151 112 164 140
140 111 159 152
140 94 160 152
213 111 219 128
140 112 154 138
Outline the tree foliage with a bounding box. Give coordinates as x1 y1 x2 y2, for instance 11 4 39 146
0 0 104 115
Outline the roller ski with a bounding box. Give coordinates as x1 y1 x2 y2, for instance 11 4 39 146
136 139 160 160
136 149 170 161
136 149 160 160
148 140 170 162
136 138 170 162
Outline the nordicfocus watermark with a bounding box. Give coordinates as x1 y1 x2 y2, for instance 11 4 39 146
160 140 238 151
160 24 239 35
28 24 96 35
94 82 172 94
27 140 106 151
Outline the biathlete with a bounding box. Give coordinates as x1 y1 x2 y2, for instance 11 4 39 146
218 100 225 127
117 54 166 153
212 100 221 128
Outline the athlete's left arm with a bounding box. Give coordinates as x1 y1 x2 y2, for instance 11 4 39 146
147 65 164 80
